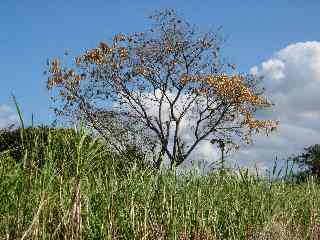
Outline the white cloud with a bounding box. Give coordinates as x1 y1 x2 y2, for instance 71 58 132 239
234 41 320 171
261 59 285 80
0 104 18 129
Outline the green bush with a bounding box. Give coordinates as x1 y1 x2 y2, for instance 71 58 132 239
289 144 320 182
0 125 151 176
0 126 76 168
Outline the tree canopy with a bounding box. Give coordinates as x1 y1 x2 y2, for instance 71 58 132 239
46 9 278 169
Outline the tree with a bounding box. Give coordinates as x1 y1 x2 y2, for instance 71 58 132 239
46 9 278 169
291 144 320 180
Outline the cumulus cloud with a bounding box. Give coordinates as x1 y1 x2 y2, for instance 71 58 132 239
232 41 320 171
0 104 18 129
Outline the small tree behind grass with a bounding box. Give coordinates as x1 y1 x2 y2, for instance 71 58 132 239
290 144 320 182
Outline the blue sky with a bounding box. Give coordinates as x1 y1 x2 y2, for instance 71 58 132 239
1 0 319 124
1 1 320 169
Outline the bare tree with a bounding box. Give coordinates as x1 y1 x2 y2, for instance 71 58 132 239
46 9 278 169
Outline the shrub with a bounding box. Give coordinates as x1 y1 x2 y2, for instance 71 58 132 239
0 125 150 175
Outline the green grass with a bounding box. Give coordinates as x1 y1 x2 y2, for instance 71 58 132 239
1 127 320 239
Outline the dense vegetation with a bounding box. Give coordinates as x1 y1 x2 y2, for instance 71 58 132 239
1 126 320 239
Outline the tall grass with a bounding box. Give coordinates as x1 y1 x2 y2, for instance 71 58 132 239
1 126 320 239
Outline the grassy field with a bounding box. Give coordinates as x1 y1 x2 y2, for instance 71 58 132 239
1 127 320 240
